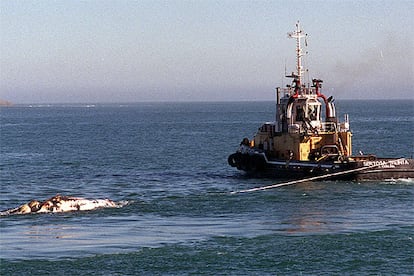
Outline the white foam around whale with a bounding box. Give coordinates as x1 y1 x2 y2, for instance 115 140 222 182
1 195 125 216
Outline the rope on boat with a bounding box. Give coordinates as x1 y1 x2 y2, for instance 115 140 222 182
230 158 405 194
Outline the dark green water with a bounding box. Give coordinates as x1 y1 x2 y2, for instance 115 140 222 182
1 100 413 274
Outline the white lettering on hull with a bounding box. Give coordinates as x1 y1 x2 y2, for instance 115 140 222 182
363 159 409 169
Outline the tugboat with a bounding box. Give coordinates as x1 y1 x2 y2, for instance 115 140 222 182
228 22 414 181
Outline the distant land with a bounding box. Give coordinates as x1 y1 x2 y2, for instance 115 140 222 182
0 99 13 106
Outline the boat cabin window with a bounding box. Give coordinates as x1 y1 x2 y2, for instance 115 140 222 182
294 102 320 123
307 103 320 121
295 106 305 122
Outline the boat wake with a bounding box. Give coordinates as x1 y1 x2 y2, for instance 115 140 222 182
384 178 414 184
0 195 126 216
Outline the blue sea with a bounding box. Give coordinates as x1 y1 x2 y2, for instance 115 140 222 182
1 100 413 275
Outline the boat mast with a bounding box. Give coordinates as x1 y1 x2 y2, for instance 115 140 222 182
288 21 306 88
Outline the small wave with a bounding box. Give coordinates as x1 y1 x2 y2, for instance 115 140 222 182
27 104 53 108
1 152 44 159
0 195 127 217
383 178 414 184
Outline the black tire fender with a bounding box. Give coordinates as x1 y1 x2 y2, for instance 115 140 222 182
228 153 240 167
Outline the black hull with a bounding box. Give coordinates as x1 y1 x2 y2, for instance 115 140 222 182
228 152 414 181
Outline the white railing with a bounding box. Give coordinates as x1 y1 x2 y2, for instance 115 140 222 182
279 87 318 96
319 122 337 133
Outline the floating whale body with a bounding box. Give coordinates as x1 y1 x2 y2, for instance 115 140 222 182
1 195 120 216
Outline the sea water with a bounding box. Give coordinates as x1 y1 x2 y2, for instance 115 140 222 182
0 100 413 274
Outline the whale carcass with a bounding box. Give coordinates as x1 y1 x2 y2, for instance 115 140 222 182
1 195 119 216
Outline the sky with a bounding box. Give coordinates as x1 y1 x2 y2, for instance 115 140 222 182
0 0 413 103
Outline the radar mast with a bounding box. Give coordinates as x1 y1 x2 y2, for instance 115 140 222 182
287 21 306 88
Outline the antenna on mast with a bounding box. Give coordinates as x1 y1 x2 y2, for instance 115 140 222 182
287 21 306 87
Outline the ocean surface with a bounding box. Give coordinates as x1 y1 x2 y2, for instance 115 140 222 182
1 100 413 275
